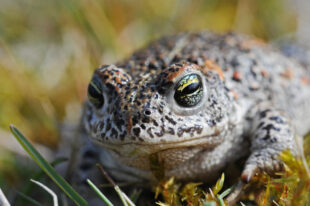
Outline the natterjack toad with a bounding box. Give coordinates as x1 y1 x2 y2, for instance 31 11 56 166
77 32 310 190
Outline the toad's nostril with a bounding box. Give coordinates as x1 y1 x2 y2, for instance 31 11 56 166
144 109 152 116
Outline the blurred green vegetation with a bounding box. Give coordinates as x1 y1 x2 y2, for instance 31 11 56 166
0 0 300 204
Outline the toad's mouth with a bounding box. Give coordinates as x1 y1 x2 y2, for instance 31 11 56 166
91 128 227 155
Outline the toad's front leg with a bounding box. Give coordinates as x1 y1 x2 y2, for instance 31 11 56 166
241 103 300 182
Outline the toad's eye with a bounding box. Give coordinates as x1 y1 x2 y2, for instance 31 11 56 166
87 77 104 108
174 74 203 107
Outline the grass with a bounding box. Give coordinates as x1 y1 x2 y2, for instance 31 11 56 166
10 124 136 206
10 125 88 206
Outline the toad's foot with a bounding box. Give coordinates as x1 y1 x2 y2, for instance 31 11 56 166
242 103 298 182
241 149 285 182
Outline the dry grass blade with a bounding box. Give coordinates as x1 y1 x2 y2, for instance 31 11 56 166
30 179 58 206
96 164 135 206
0 188 11 206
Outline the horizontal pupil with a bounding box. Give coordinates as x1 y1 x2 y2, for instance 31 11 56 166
88 83 102 99
88 79 104 108
181 82 200 95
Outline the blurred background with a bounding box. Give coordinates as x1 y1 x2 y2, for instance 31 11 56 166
0 0 308 203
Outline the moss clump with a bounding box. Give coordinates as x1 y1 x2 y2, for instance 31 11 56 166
155 135 310 206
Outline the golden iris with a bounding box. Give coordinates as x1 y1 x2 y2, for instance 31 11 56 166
88 76 104 108
174 74 203 107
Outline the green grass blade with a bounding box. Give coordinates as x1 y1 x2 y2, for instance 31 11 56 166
22 157 68 196
10 124 88 206
218 188 232 199
86 179 113 206
113 186 129 206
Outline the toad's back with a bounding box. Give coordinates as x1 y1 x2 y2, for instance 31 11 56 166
117 32 310 134
82 32 310 183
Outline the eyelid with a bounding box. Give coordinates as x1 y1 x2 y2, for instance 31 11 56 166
166 71 207 115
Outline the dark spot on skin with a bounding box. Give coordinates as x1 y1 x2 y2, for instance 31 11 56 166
133 127 141 137
207 120 216 127
262 134 271 141
106 119 111 131
262 124 280 132
153 120 159 126
263 134 278 143
115 117 124 131
257 122 264 129
106 83 114 91
99 122 104 130
259 109 271 118
132 116 139 125
155 126 165 137
168 67 176 72
182 126 202 136
141 124 146 129
165 116 177 125
215 115 223 123
147 127 154 138
269 116 285 124
184 127 194 135
194 124 203 134
177 127 184 137
111 128 118 138
261 124 280 142
270 137 278 143
224 86 230 92
142 117 150 123
167 127 175 135
250 67 258 78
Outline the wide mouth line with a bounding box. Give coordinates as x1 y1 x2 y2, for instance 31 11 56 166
94 130 222 147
